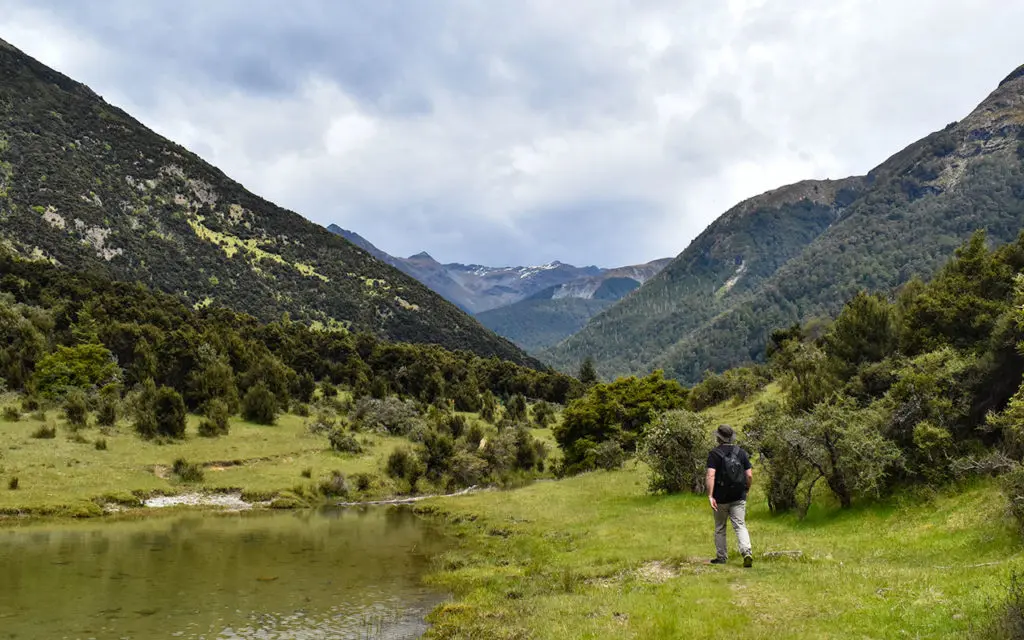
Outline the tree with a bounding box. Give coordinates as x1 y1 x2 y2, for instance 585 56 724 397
506 393 528 422
242 382 278 425
198 398 231 437
824 291 897 372
554 370 689 474
578 356 599 387
63 388 89 429
153 386 187 438
32 343 121 398
639 410 713 494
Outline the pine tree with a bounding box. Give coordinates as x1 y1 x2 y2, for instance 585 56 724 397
578 356 599 387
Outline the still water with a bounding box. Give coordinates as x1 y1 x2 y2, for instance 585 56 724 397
0 507 449 639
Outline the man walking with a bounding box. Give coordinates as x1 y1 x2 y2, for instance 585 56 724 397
706 424 753 567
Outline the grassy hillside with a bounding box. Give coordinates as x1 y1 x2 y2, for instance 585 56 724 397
0 38 530 364
547 63 1024 384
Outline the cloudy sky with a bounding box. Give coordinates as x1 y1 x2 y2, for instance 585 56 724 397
3 1 1023 267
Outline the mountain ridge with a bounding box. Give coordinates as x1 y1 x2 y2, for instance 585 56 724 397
0 37 537 366
545 63 1024 382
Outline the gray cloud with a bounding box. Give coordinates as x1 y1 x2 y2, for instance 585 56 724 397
2 0 1023 267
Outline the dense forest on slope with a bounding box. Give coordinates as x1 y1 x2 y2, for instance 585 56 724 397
476 297 615 352
0 249 579 414
0 38 533 365
547 63 1024 383
543 178 865 379
556 230 1024 514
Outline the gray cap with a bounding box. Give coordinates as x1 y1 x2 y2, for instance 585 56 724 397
715 424 735 444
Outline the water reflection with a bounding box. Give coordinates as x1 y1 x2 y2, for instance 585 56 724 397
0 506 448 639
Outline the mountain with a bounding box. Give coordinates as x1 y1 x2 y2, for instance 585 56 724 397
0 38 535 366
326 224 657 313
475 258 672 351
545 63 1024 382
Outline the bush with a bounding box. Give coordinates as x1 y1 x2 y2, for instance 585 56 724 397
300 467 312 478
172 458 204 483
198 398 231 437
320 381 338 398
94 438 107 451
2 406 20 422
95 393 119 427
63 389 89 429
319 470 350 498
448 450 489 488
306 410 337 435
351 472 374 492
506 394 528 422
593 440 627 471
639 410 713 494
1005 466 1024 534
985 570 1024 640
531 401 556 428
242 382 278 425
154 387 187 438
555 371 689 473
420 428 456 480
745 401 812 514
8 476 18 490
386 446 425 486
20 396 40 412
293 402 311 418
31 422 56 439
351 396 422 435
328 428 363 454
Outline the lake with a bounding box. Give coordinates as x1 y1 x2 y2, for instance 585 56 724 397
0 506 449 639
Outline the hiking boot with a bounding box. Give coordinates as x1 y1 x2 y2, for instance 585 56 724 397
709 558 727 565
743 554 753 568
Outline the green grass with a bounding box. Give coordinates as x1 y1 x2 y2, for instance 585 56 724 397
0 408 407 516
419 463 1021 639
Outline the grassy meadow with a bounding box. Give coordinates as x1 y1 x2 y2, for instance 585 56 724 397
0 398 414 516
420 464 1018 639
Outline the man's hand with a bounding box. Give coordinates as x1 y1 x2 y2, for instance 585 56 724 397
709 496 718 512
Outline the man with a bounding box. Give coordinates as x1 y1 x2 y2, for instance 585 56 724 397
706 424 753 567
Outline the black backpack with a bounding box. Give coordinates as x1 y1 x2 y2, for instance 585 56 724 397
718 446 746 497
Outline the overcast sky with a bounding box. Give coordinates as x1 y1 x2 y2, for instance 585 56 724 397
3 1 1023 267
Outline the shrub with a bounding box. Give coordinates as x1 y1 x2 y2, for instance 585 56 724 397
351 472 374 492
351 396 422 435
94 438 107 451
32 343 121 398
320 381 338 398
448 450 489 488
328 428 364 454
95 393 119 427
480 390 498 423
31 422 56 439
555 371 689 473
745 401 812 514
464 422 485 450
446 414 468 439
593 440 627 471
153 387 187 438
2 406 20 422
639 410 713 494
531 401 556 428
386 446 425 486
319 470 350 498
198 398 231 437
293 402 311 418
8 476 18 490
242 382 278 425
63 389 89 429
306 410 337 435
20 396 40 412
985 570 1024 640
300 467 312 478
420 428 456 480
172 458 204 483
506 394 528 422
1005 466 1024 534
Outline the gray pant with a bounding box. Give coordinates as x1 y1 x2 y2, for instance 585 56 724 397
714 499 752 560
